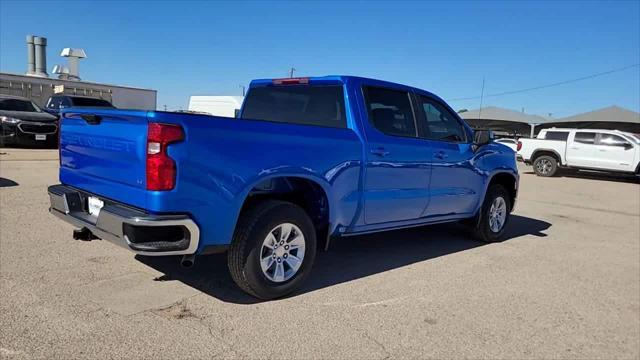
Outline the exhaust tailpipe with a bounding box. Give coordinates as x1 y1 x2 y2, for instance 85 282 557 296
181 254 195 268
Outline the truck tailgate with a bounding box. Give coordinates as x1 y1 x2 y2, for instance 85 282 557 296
59 109 149 208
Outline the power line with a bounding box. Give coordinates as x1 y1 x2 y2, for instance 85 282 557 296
448 63 640 101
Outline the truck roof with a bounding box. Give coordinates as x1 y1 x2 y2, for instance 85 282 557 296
542 127 635 135
249 75 446 103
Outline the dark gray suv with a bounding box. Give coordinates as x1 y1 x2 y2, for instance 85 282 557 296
0 95 58 148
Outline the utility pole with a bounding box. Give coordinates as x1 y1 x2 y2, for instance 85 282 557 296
163 104 167 111
239 84 246 96
477 78 485 120
289 67 296 78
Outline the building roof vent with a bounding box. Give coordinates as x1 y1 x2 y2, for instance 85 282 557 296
60 48 87 81
52 64 71 80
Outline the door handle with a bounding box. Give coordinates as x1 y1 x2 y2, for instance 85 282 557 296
370 148 390 157
435 151 448 160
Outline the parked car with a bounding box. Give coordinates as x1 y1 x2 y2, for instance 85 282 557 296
0 94 58 147
517 128 640 177
44 95 115 116
495 138 518 151
48 75 519 299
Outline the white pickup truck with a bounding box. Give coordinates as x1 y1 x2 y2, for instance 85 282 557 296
517 128 640 177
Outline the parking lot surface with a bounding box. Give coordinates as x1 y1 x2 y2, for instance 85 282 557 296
1 149 639 359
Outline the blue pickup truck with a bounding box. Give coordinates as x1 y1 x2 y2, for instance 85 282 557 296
48 76 518 299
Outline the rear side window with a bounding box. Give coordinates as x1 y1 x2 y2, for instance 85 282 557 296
241 85 346 128
544 131 569 141
574 132 596 144
363 86 417 137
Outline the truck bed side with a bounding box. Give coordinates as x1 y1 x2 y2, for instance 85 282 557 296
518 138 567 164
59 109 362 251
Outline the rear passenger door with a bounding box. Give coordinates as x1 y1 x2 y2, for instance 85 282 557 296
359 86 433 225
566 131 598 168
416 95 482 217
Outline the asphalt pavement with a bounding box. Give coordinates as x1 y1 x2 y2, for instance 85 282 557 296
1 149 638 359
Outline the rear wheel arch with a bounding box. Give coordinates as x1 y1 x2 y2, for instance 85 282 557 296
531 149 562 165
237 175 332 242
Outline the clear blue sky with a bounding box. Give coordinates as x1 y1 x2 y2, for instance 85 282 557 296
1 0 639 117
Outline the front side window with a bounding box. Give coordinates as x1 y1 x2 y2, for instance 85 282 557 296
544 131 569 141
241 85 346 128
574 132 596 144
420 96 466 142
598 133 629 147
363 86 417 137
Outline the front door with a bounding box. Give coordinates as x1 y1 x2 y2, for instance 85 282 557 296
416 95 482 217
593 133 637 171
359 85 433 224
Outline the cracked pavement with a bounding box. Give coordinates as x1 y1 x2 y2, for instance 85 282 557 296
1 149 639 359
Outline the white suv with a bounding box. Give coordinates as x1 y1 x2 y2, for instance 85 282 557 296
517 128 640 177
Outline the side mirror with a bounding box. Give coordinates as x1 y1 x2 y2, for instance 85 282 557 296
623 142 634 150
473 129 493 147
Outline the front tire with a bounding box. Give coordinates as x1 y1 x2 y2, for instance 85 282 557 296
471 184 511 243
533 155 558 177
228 200 317 300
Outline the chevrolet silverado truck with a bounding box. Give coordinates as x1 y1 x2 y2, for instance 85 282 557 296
517 128 640 177
48 76 519 299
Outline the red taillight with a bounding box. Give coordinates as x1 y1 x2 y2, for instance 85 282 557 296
146 123 184 191
516 141 522 151
272 77 309 85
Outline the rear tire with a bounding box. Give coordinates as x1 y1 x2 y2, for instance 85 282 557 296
470 184 511 243
227 200 317 300
533 155 558 177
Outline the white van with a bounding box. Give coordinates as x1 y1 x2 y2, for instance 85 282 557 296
188 96 244 118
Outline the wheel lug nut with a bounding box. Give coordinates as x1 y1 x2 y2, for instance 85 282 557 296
283 254 288 258
277 258 281 262
280 241 284 245
284 245 289 250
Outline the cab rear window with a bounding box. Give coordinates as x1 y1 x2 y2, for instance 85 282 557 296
241 85 346 128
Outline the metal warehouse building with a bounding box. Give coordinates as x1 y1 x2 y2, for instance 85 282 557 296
536 106 640 134
0 72 157 110
0 35 157 110
461 105 639 137
460 106 552 138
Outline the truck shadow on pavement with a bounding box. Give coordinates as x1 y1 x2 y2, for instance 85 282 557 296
523 170 640 184
0 177 19 187
136 215 551 304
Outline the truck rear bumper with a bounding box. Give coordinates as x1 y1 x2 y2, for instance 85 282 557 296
516 154 531 165
48 184 200 256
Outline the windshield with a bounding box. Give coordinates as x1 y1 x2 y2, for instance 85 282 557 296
627 133 640 144
70 97 114 107
0 98 41 112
